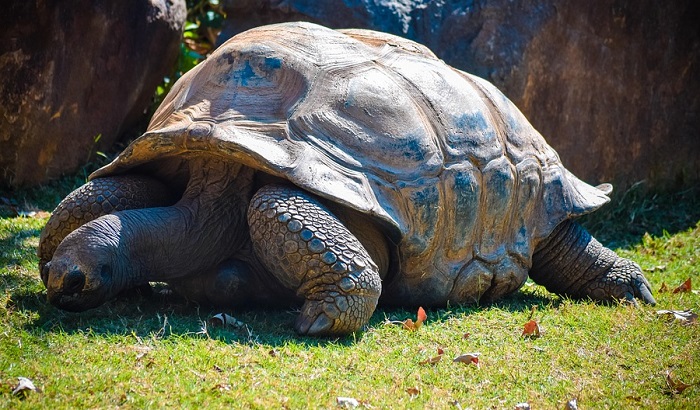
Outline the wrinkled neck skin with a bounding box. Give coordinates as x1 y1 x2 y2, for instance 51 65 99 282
126 159 254 282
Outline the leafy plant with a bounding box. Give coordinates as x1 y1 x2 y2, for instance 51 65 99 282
153 0 226 107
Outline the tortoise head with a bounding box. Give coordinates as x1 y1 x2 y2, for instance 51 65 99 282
43 215 126 311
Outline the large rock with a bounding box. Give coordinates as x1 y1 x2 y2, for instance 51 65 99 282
219 0 700 189
0 0 186 188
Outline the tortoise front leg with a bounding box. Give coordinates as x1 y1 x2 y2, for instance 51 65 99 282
529 220 656 305
247 184 382 336
38 175 173 284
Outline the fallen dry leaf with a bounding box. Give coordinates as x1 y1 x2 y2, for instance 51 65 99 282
417 306 427 323
656 309 698 325
418 347 444 365
12 377 37 397
665 370 696 394
405 386 420 398
658 282 669 293
521 319 541 338
419 355 442 365
209 313 244 328
419 355 443 366
402 307 427 331
453 353 480 367
672 278 692 293
402 319 417 330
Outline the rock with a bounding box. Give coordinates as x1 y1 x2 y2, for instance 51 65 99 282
218 0 700 189
0 0 186 188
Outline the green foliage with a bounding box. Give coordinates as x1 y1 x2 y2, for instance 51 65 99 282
153 0 225 108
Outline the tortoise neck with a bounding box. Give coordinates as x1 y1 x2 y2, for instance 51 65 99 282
118 160 255 283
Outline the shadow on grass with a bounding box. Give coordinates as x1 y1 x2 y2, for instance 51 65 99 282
7 181 696 347
11 281 558 348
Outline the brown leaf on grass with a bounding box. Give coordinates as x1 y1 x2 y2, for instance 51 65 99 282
418 356 442 366
402 307 427 331
656 309 698 325
672 278 692 293
417 306 427 322
418 347 444 365
453 353 480 368
402 319 416 330
658 282 669 293
521 319 541 338
665 371 696 394
405 386 420 398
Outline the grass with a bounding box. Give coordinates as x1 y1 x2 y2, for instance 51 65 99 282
1 176 698 409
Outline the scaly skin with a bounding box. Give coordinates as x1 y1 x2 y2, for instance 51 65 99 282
38 175 173 283
529 220 655 305
247 184 382 336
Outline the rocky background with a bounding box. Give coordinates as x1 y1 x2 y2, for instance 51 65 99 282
0 0 186 187
1 0 698 191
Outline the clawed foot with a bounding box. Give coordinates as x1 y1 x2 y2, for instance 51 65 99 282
295 294 377 336
581 258 656 306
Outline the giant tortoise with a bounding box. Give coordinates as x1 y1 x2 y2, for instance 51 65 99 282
38 22 655 336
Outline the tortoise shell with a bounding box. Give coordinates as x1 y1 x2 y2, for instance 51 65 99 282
92 22 609 305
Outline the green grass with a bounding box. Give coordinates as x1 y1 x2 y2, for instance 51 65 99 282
1 179 698 409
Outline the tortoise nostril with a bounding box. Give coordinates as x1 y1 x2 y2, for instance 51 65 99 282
64 268 86 294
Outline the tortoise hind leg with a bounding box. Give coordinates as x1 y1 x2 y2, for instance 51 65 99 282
529 220 655 305
167 258 295 307
247 184 382 336
39 175 174 284
167 259 256 306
